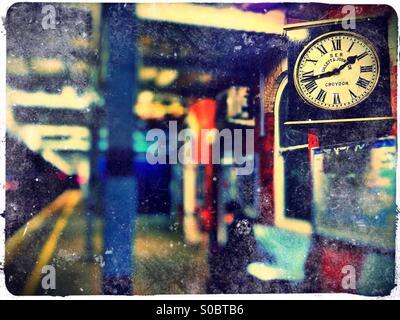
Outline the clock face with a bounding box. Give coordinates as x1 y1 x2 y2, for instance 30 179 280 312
294 31 380 110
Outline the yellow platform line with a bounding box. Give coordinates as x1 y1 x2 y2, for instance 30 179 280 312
22 190 82 295
5 190 77 264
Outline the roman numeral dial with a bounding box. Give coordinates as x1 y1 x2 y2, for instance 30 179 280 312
294 31 380 110
333 93 341 105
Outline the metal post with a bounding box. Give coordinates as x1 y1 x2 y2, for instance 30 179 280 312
102 3 137 295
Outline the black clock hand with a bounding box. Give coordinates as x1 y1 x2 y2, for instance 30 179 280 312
335 55 358 73
302 69 338 82
303 55 358 81
314 69 338 79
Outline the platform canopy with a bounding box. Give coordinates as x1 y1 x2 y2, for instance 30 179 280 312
136 3 288 96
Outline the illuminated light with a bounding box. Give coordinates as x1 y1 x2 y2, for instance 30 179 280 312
7 86 103 110
136 102 166 119
98 139 108 151
135 91 159 119
137 90 154 104
197 73 213 83
135 91 185 120
137 3 285 34
139 67 158 81
152 104 167 118
71 61 91 75
76 158 90 185
19 124 90 152
155 69 178 87
223 213 235 225
7 57 29 76
167 103 185 117
69 37 96 50
286 29 309 42
30 58 66 75
41 139 90 151
42 149 73 174
76 175 85 185
20 126 42 151
132 131 148 153
200 208 212 231
99 127 108 140
19 124 90 137
135 91 185 119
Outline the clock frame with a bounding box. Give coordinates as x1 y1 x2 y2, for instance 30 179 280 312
293 31 380 111
284 17 392 125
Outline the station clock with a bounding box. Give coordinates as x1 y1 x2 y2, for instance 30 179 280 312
284 17 393 126
294 31 380 111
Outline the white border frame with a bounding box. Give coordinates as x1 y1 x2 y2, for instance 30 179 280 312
0 0 399 300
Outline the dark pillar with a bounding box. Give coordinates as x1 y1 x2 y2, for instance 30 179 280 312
101 3 137 295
